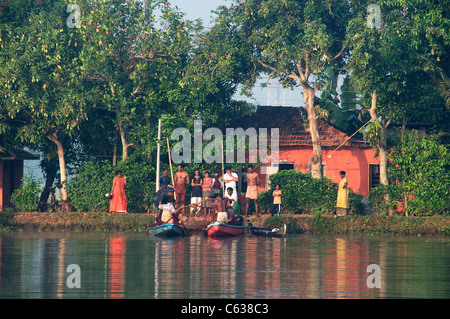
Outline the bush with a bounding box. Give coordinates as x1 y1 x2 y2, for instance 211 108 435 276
68 161 113 213
68 156 156 213
10 174 42 212
383 130 450 216
369 184 400 214
258 170 364 215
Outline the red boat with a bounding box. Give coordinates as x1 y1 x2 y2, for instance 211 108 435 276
205 221 245 237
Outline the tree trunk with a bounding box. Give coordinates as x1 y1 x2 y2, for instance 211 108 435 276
118 119 129 161
48 134 70 212
113 128 118 167
369 91 394 216
303 85 323 179
38 160 58 212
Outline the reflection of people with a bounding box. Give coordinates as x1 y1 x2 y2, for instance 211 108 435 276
271 184 282 216
245 166 259 217
190 169 202 214
109 171 127 213
174 164 189 213
336 171 349 216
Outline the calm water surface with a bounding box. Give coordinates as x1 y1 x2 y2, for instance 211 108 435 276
0 231 449 299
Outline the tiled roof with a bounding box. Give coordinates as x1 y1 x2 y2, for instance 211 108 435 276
0 149 40 160
227 106 351 147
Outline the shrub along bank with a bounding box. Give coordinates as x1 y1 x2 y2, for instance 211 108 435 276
1 211 449 235
263 215 450 236
4 212 155 232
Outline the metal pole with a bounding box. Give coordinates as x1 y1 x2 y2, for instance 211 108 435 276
156 119 161 192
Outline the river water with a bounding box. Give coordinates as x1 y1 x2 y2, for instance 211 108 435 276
0 231 448 299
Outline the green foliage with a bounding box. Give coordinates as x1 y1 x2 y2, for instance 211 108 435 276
68 156 156 213
68 161 113 213
368 183 400 214
0 209 16 230
387 130 450 216
258 170 364 215
10 174 42 212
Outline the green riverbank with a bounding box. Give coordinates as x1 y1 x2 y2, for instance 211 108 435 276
0 212 449 235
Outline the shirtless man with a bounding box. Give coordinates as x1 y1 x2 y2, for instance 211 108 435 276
174 164 189 214
245 166 260 217
210 193 228 224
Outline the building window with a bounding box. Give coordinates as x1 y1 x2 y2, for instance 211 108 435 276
369 164 380 190
279 163 294 171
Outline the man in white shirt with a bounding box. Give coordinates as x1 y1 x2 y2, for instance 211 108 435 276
223 168 238 202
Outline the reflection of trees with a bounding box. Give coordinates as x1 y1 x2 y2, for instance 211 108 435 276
0 233 448 298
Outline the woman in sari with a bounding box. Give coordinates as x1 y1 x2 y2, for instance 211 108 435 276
336 171 349 216
109 171 127 213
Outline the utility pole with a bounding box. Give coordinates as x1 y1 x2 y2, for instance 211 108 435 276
156 118 161 192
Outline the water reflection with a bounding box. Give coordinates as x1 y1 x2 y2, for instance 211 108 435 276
0 232 448 299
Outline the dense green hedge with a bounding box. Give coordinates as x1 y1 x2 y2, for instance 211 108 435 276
68 156 156 213
257 170 365 215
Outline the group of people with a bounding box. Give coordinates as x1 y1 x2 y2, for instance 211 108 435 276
108 166 285 220
108 166 350 219
153 165 283 225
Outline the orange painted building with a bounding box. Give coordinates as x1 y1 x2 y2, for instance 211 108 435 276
229 106 380 198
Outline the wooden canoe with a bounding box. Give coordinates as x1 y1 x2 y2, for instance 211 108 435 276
147 223 186 238
205 221 245 238
247 220 287 238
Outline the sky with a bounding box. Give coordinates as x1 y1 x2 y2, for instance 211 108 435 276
166 0 304 108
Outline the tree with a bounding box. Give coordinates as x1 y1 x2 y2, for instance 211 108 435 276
76 0 201 161
388 130 450 216
211 0 350 178
0 1 87 211
347 0 449 215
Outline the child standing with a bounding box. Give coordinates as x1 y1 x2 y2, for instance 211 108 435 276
271 184 282 216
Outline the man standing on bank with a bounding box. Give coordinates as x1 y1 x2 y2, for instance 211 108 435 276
174 164 189 214
245 166 260 217
223 168 238 202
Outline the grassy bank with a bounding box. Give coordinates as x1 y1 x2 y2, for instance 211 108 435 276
0 212 449 235
263 215 450 236
1 212 155 232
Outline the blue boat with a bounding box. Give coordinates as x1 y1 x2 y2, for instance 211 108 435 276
147 223 186 238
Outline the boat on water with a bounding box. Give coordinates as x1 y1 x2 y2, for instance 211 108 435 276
205 221 245 238
247 220 287 238
147 223 186 238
